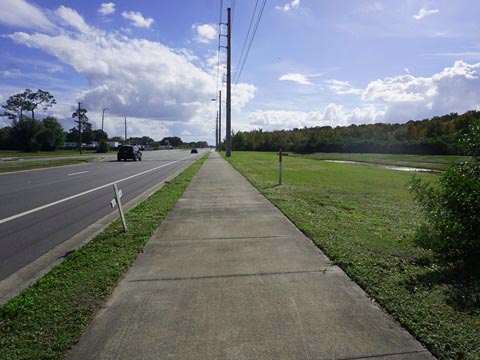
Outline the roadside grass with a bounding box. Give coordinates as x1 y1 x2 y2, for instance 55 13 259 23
298 152 470 171
224 151 480 360
0 158 99 173
0 154 208 359
0 150 113 159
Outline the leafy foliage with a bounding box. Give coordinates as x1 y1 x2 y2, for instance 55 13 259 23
96 140 109 153
410 121 480 268
231 111 480 155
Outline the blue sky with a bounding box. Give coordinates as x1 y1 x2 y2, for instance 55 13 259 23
1 0 480 143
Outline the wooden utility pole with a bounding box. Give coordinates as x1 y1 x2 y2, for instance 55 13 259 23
226 7 231 157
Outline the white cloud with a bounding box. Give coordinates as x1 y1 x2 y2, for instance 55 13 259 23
98 3 115 15
0 0 55 31
247 104 385 131
362 60 480 121
192 24 217 44
55 6 92 34
121 11 154 28
325 79 362 95
276 0 300 12
279 73 312 85
413 5 439 20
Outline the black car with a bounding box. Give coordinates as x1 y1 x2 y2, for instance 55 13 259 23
191 148 198 154
117 145 142 161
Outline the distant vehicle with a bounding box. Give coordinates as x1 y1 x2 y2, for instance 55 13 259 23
117 145 142 161
191 148 198 154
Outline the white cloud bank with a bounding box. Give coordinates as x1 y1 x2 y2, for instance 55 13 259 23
279 73 312 85
0 0 55 31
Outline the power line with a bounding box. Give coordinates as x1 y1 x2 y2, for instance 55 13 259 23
234 0 259 84
234 0 267 84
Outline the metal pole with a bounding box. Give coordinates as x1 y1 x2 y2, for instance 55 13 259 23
101 107 107 133
215 110 219 150
279 149 283 185
78 102 82 154
226 7 231 157
113 184 127 231
218 90 222 151
124 117 127 145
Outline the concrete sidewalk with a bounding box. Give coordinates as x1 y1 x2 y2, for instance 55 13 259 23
68 152 434 359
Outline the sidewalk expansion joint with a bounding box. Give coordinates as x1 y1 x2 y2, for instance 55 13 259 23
153 235 289 242
128 269 334 283
165 215 279 221
336 349 431 360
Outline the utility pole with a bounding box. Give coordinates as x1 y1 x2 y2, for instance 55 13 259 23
226 7 232 157
124 117 127 145
218 90 222 151
101 107 107 133
215 110 219 151
77 102 82 154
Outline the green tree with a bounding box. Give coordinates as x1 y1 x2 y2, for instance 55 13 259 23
11 117 44 152
410 121 480 269
26 89 56 120
38 116 65 151
1 90 32 121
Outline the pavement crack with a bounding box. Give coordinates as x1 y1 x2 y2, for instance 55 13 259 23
153 235 288 242
128 269 332 283
336 349 430 360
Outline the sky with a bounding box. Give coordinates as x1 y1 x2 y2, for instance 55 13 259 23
1 0 480 144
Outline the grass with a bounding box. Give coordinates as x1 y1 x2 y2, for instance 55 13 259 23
0 154 208 359
0 150 113 158
0 158 99 173
224 151 479 360
298 152 470 171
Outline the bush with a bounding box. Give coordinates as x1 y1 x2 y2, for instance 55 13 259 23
96 140 109 153
410 121 480 269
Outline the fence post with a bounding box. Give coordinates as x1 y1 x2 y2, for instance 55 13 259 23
279 148 283 185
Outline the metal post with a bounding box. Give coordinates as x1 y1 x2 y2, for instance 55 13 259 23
101 107 107 133
124 117 127 145
218 90 222 151
113 184 127 231
279 148 283 185
215 110 219 150
226 7 231 157
78 102 82 154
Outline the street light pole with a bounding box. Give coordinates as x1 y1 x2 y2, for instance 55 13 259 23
226 7 231 157
101 107 107 133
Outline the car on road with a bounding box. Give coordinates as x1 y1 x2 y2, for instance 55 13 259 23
191 148 198 154
117 145 142 161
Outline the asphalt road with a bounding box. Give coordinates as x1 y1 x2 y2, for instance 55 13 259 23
0 149 207 282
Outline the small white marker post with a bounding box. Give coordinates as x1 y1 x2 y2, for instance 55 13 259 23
279 148 283 185
111 183 127 231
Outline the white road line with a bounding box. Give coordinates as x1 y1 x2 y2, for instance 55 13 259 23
67 171 89 176
0 155 193 225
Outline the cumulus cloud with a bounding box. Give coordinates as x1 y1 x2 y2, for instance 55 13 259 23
192 24 217 44
413 5 439 20
121 11 154 28
98 3 115 15
362 61 480 122
0 0 55 31
279 73 312 85
325 79 362 95
276 0 300 12
247 103 385 131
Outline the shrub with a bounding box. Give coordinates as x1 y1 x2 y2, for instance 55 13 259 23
410 121 480 269
96 140 109 153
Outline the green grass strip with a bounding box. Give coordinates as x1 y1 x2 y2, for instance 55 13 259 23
0 154 208 359
0 158 99 173
224 151 479 360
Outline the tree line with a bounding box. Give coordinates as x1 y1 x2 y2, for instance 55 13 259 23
230 111 480 155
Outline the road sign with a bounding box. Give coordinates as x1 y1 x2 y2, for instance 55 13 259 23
112 184 127 231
